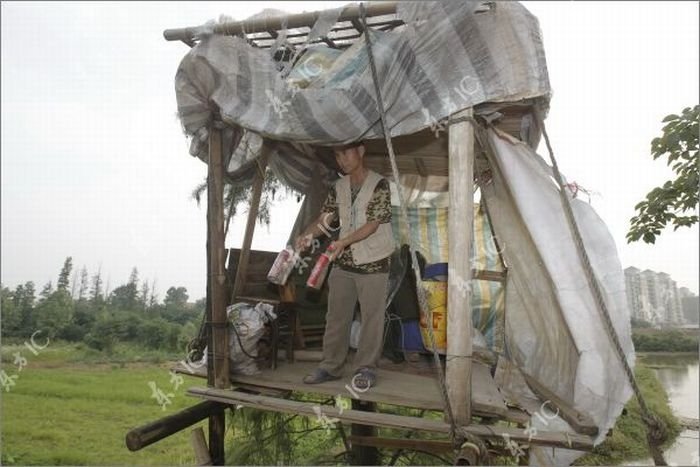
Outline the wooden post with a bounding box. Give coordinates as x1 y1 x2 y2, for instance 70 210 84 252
350 400 380 466
207 125 228 464
231 150 269 300
446 108 474 425
191 427 213 465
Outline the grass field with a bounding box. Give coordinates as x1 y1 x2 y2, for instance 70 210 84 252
1 342 213 465
0 341 685 465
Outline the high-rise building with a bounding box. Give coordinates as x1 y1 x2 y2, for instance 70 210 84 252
679 287 699 325
625 267 652 322
624 267 688 325
657 273 684 324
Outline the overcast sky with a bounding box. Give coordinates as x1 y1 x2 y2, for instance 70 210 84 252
2 1 698 301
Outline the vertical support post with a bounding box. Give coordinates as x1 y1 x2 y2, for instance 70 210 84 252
207 125 228 464
350 400 379 465
231 150 268 300
446 108 474 425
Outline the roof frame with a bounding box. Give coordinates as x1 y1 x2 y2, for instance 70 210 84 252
164 1 402 54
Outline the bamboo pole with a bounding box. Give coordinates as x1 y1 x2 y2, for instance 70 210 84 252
231 152 269 300
207 125 228 464
163 2 398 43
125 401 221 452
446 108 474 426
188 387 597 451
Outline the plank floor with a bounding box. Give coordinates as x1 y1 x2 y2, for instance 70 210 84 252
174 359 508 417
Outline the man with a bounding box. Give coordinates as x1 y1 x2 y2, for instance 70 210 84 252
295 141 395 389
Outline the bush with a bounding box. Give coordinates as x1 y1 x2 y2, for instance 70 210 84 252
632 329 698 352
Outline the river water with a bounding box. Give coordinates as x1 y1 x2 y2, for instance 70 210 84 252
636 354 699 466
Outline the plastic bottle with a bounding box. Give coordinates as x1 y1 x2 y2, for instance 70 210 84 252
267 245 296 285
306 245 336 289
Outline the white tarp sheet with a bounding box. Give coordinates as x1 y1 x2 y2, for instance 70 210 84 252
482 128 635 464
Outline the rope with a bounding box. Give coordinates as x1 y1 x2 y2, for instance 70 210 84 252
533 107 668 466
358 3 469 451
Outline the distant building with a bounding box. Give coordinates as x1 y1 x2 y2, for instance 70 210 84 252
657 272 684 324
624 267 689 326
625 267 652 322
679 287 699 325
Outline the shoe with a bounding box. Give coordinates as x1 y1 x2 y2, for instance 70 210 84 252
303 368 340 384
352 367 376 390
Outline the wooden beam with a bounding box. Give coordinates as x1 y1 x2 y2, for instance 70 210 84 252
187 387 595 451
472 269 506 283
522 372 599 436
163 2 397 43
349 435 454 455
207 126 228 465
125 401 222 451
415 158 428 177
232 152 269 300
446 108 475 425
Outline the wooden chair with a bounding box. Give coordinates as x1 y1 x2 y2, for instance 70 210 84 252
227 248 299 369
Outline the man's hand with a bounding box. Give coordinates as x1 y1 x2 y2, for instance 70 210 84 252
295 234 312 253
328 240 346 261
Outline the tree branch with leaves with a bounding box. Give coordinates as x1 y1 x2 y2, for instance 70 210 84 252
627 105 699 244
192 167 298 231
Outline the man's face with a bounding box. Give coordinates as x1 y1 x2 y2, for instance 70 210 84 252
334 144 365 174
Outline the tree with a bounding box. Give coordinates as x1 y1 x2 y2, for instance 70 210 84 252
57 256 73 292
110 284 137 311
35 287 72 340
109 267 140 310
148 279 158 308
128 267 139 289
16 281 36 335
1 285 20 337
164 286 189 308
139 280 150 311
71 269 78 299
91 267 104 304
40 281 54 301
77 267 89 301
191 168 294 228
628 105 699 244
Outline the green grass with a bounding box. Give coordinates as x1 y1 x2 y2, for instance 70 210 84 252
574 365 682 465
1 339 184 366
1 342 684 465
1 343 211 465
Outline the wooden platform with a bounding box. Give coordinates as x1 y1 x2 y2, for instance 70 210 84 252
173 358 598 451
174 359 517 421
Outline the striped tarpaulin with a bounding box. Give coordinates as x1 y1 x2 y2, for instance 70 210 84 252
175 1 550 182
392 204 505 353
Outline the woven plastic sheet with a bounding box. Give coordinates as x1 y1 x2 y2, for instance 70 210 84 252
391 204 506 353
175 1 550 174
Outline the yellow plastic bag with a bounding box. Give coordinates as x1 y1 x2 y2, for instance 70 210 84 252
419 282 447 352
